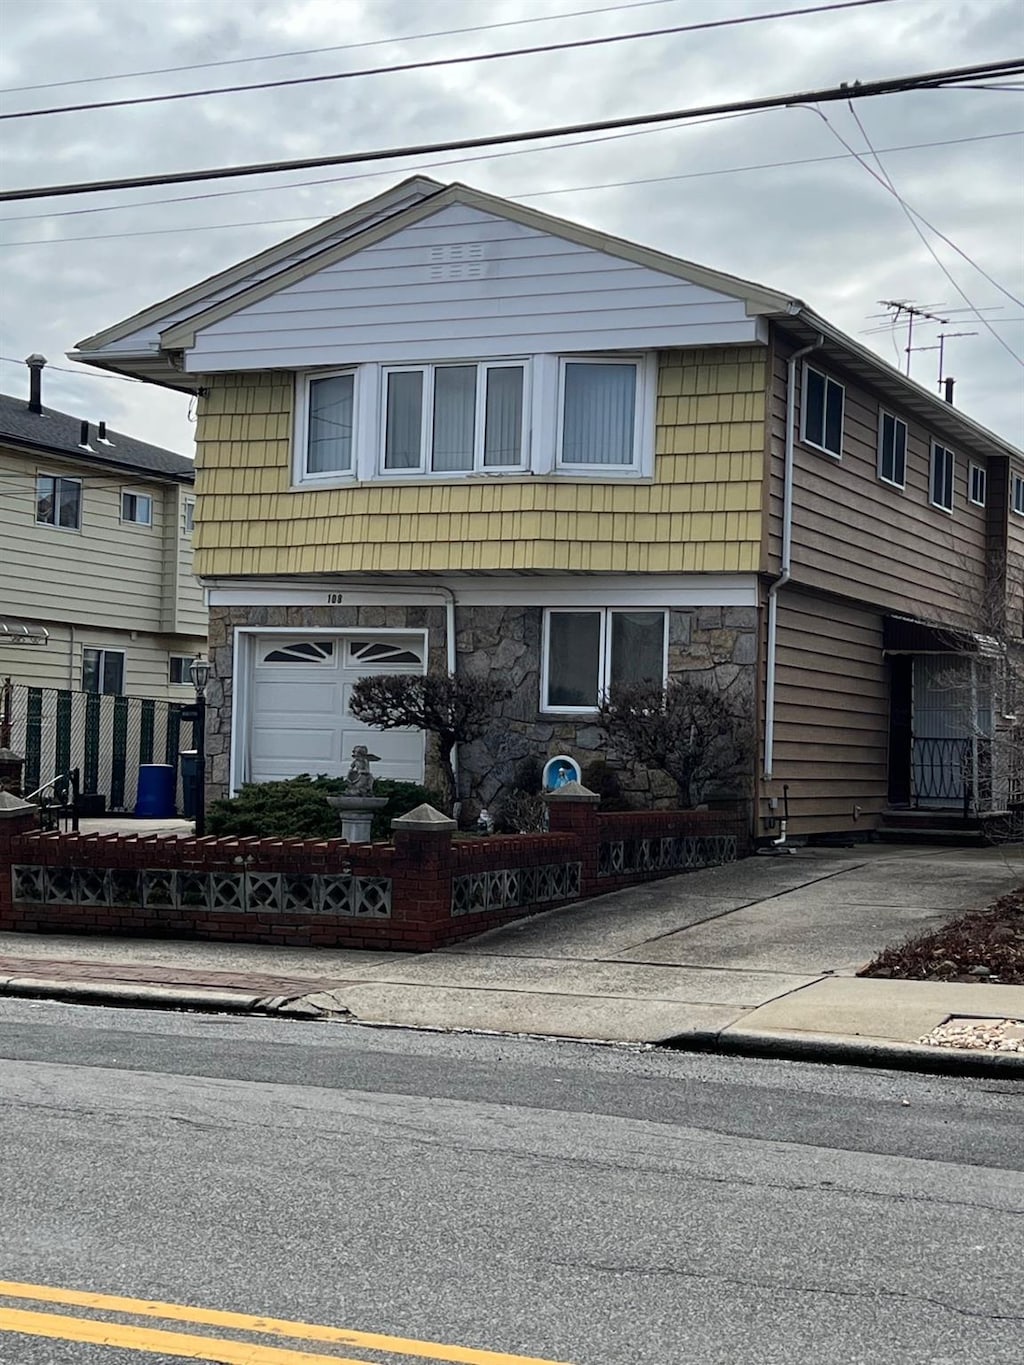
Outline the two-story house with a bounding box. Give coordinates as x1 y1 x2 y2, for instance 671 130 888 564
70 177 1024 839
0 361 206 697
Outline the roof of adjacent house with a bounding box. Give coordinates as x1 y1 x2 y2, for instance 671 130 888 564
0 391 195 483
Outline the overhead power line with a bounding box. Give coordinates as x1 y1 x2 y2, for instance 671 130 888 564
0 1 898 122
4 130 1020 248
0 0 683 94
3 58 1020 204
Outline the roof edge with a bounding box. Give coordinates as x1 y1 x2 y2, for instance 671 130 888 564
74 174 446 352
159 180 797 350
0 430 195 483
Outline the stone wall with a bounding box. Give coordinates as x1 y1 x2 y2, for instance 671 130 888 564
207 602 758 814
455 605 758 813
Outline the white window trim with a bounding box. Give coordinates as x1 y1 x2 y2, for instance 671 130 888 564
35 469 82 532
169 654 194 686
800 363 845 460
292 353 657 488
554 354 655 477
929 442 955 514
379 359 530 477
968 463 986 508
120 487 154 526
1012 473 1024 518
82 645 126 695
293 367 362 485
540 606 668 715
183 497 196 534
877 410 907 490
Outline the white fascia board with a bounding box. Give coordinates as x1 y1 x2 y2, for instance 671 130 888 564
205 573 759 609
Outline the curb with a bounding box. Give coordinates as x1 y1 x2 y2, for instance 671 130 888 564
663 1026 1024 1079
1 977 269 1014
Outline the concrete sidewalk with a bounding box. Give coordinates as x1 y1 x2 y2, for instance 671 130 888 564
1 843 1022 1073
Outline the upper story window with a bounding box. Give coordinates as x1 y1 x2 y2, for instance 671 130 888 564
558 359 639 468
801 365 844 459
293 353 655 486
969 464 986 508
183 498 196 533
36 473 81 530
542 608 667 713
306 371 355 476
121 490 153 525
930 443 955 513
382 362 526 474
83 646 124 695
877 411 907 488
1013 474 1024 517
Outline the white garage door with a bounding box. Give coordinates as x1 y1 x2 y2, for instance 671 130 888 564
249 634 426 784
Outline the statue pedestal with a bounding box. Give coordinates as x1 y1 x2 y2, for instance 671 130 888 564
327 794 388 843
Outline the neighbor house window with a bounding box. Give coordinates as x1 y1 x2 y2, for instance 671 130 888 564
968 464 986 507
1014 475 1024 517
35 473 81 529
83 647 125 695
801 365 844 458
121 490 153 525
542 608 666 712
930 443 955 512
382 362 526 473
877 411 907 487
183 498 195 533
169 655 193 685
306 371 355 475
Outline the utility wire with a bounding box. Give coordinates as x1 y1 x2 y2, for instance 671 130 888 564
816 102 1023 366
0 1 899 122
0 355 141 382
4 129 1020 248
0 0 683 94
4 58 1021 203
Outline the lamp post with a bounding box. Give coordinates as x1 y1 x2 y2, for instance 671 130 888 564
188 653 210 836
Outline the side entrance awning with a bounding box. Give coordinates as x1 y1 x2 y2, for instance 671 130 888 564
0 618 50 645
883 614 1000 657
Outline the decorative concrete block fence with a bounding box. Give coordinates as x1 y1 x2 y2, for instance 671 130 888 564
0 786 746 952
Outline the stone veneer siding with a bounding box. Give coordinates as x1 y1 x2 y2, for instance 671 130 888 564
206 603 758 809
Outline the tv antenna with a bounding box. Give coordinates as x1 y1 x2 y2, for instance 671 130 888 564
877 300 950 377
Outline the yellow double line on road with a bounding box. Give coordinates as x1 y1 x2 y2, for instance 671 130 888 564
0 1279 573 1364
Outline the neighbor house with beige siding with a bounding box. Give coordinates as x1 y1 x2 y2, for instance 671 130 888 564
71 177 1022 839
0 367 206 701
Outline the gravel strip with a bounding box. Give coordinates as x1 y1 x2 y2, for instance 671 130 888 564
918 1016 1024 1053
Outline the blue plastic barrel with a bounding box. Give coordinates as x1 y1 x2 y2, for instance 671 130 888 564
135 763 176 818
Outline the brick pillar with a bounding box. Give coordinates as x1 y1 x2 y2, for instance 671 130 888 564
390 803 456 951
544 781 601 896
0 747 25 796
0 792 39 919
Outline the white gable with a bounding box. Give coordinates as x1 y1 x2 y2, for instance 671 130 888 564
179 204 763 372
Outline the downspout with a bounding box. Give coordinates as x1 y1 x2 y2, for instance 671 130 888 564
763 334 822 842
436 584 461 817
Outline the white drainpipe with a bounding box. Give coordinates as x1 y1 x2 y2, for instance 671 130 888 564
763 335 823 815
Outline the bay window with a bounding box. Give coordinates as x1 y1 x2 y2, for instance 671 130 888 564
543 608 667 712
305 371 355 475
382 362 526 473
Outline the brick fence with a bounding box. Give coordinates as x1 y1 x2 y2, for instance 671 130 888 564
0 789 747 952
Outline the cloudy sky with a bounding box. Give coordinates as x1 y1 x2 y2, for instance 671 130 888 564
1 0 1021 455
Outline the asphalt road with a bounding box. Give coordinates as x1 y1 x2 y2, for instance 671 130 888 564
0 1001 1021 1365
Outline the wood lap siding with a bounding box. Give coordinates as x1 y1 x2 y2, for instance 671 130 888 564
766 342 989 625
768 592 889 834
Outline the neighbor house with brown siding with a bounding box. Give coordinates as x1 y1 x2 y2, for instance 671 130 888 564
70 177 1022 839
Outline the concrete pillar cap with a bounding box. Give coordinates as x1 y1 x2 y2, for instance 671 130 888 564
391 803 457 832
543 781 600 804
0 790 36 819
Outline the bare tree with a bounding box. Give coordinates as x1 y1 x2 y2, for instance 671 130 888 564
598 677 753 808
349 673 510 814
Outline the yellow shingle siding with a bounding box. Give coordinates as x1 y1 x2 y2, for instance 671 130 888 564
193 348 766 577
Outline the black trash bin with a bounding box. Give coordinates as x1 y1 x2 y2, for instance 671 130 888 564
179 749 200 819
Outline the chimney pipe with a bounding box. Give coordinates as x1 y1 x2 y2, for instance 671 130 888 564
944 376 955 405
78 420 92 449
98 421 107 441
25 354 46 414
